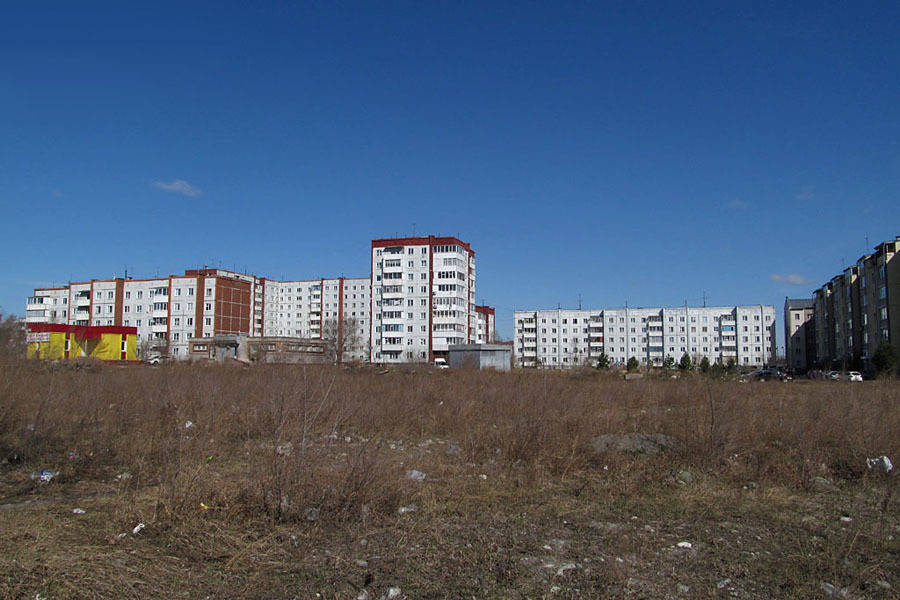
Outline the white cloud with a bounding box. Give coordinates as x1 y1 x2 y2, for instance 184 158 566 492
153 179 203 197
796 185 816 201
728 199 749 210
771 273 812 286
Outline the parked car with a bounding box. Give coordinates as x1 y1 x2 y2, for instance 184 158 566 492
824 370 841 380
844 371 863 382
434 358 449 370
743 368 789 382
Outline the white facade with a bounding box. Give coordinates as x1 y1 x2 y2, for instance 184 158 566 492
27 269 370 361
369 236 476 363
513 305 777 369
475 306 496 343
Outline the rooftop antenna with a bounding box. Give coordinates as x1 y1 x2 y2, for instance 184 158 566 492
866 236 870 251
702 291 708 307
578 293 582 310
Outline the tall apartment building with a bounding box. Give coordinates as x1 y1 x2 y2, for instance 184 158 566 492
369 236 476 363
475 305 496 343
784 298 816 371
811 235 900 371
513 305 776 369
26 268 371 361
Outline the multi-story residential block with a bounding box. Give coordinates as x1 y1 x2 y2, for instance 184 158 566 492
475 305 496 344
784 298 816 372
513 305 776 369
26 268 371 361
369 236 476 363
811 235 899 371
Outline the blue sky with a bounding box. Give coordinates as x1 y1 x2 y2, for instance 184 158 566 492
2 2 899 350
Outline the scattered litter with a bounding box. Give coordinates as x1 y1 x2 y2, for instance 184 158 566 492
809 476 838 492
717 578 732 589
356 592 370 600
305 507 320 522
30 470 58 484
867 455 893 474
839 516 852 523
445 444 462 457
876 580 892 590
289 535 299 547
276 442 293 457
542 544 553 551
355 559 368 568
676 541 692 549
556 563 577 577
405 469 426 482
67 451 79 461
115 472 132 481
184 420 194 429
205 455 214 464
479 474 488 480
821 582 850 597
549 586 561 594
676 471 694 485
398 504 418 514
384 588 402 599
116 532 128 539
72 508 86 514
676 584 690 593
132 523 146 535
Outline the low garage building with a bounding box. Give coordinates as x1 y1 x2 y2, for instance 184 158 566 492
448 344 512 371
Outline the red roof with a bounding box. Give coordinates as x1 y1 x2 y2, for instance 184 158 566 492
27 323 137 340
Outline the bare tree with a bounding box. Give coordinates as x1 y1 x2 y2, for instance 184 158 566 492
0 310 25 361
321 317 364 363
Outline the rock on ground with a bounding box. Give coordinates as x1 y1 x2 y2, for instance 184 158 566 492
591 433 686 455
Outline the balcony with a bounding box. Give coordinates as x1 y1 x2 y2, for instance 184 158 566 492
76 296 91 307
151 323 169 334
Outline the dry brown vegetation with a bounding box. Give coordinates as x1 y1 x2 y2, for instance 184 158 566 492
1 360 899 599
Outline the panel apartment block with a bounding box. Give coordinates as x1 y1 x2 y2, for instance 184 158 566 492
784 298 816 371
811 235 900 371
513 305 776 369
369 236 476 363
475 305 496 344
26 268 371 362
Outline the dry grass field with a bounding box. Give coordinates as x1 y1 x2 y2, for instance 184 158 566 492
1 360 899 599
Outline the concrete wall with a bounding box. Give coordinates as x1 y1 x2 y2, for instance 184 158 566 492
449 344 511 371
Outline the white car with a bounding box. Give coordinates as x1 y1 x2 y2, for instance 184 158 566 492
845 371 863 382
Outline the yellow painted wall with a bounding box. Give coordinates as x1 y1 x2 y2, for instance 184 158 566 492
125 334 137 361
26 332 67 360
27 331 139 362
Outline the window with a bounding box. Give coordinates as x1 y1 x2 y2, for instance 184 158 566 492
107 291 114 299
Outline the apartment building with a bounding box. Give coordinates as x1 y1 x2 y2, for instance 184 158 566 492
475 305 496 344
784 298 816 371
513 305 776 369
811 235 900 371
369 236 476 363
26 268 371 361
258 277 370 362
